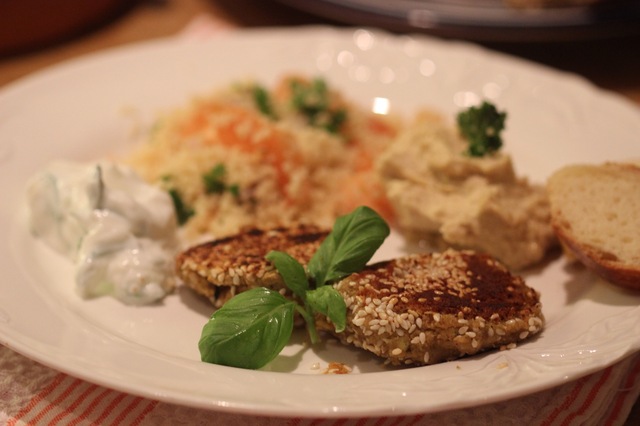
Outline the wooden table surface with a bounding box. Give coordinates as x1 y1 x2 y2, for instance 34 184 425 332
1 0 639 423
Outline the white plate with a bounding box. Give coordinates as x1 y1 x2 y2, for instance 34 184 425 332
1 27 640 418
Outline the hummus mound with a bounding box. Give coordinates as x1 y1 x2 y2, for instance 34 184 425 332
377 119 557 270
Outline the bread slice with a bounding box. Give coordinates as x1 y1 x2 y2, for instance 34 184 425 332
547 163 640 290
176 224 328 307
316 250 544 366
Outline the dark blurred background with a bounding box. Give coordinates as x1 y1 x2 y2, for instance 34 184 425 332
1 0 639 104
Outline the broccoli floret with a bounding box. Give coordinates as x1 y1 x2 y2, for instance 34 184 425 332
457 101 507 157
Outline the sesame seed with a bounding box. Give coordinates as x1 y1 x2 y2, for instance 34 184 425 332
352 317 365 327
391 348 403 356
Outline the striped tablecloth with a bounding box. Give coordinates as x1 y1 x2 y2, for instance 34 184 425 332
2 15 640 426
2 344 639 425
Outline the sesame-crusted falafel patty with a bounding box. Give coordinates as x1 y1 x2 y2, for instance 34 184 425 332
176 224 328 307
317 249 544 366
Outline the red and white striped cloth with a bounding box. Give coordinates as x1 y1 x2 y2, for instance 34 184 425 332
2 344 639 426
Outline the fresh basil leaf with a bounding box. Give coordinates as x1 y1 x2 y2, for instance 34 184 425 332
198 287 295 369
265 250 308 299
308 206 390 287
306 286 346 333
294 303 320 345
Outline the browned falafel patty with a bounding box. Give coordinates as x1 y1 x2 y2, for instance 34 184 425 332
176 224 328 307
317 250 544 366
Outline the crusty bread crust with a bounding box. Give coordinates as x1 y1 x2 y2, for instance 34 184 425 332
317 250 544 366
556 233 640 290
547 163 640 291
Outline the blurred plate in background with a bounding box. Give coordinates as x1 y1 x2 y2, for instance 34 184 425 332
276 0 640 42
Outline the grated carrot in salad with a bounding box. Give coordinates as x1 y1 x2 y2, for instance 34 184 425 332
124 75 400 241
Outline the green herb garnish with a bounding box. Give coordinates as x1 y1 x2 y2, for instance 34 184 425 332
161 175 195 225
290 78 347 134
168 188 194 225
252 85 277 119
198 206 390 369
457 101 507 157
203 163 240 197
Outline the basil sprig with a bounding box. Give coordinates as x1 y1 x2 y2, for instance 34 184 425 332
198 206 390 369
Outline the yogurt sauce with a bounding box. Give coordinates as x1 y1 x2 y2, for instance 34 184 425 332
26 161 178 305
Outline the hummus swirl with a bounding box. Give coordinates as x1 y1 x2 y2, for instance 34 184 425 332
377 118 557 270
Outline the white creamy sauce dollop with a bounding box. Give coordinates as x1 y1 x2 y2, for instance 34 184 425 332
26 161 178 305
